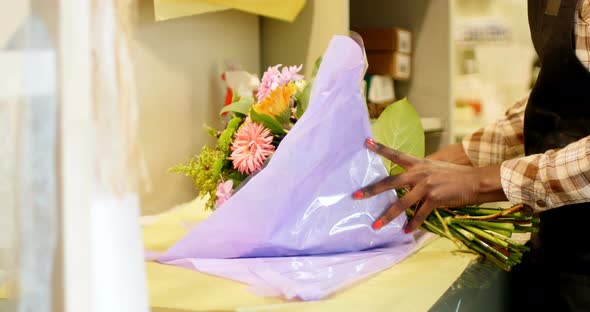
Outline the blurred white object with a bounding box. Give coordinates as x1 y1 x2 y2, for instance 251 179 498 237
92 0 149 311
60 0 149 311
475 44 535 111
224 70 260 97
420 117 443 132
0 51 55 97
0 14 58 312
454 57 485 139
91 193 147 312
397 29 412 54
367 75 395 103
455 17 511 42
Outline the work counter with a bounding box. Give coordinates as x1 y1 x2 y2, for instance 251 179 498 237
142 198 511 312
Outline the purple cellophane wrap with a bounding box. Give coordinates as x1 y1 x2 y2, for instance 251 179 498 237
157 36 423 300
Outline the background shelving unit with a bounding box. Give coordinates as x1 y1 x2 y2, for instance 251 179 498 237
451 0 535 143
260 0 534 153
349 0 452 154
262 0 454 154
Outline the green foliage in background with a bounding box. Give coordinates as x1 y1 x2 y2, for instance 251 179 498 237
169 146 225 210
217 117 242 155
295 56 322 119
220 96 254 116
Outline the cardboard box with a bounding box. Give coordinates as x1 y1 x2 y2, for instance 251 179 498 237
353 27 412 53
367 101 393 119
366 51 411 80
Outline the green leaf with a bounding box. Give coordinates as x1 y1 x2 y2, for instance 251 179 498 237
371 97 425 175
225 170 247 186
220 96 255 116
231 88 239 102
295 82 312 119
250 109 286 134
311 56 322 78
295 56 322 119
203 124 218 137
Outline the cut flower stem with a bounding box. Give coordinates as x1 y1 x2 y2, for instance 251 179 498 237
399 187 536 271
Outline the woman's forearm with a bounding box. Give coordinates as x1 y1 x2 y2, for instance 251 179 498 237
426 143 473 166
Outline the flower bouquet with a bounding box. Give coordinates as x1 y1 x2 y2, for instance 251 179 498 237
170 61 319 210
169 37 536 275
162 37 419 300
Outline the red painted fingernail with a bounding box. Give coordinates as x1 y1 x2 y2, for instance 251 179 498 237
365 138 376 148
352 191 364 199
404 228 411 234
372 219 384 230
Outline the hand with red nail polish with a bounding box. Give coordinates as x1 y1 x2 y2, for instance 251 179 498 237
352 190 364 199
353 138 507 233
372 219 384 230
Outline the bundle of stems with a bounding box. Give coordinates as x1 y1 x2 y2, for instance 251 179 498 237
399 189 538 271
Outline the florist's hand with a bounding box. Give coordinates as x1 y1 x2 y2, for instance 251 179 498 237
353 139 506 233
425 143 473 166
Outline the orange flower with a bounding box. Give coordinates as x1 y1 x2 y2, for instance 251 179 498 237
252 82 297 117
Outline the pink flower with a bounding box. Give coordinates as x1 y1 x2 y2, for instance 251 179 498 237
257 64 282 102
279 64 303 85
214 180 234 208
257 64 304 102
229 120 275 175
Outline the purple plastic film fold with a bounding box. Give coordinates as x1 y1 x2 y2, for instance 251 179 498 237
157 35 421 300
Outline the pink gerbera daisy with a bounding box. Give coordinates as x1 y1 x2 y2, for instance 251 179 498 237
229 120 275 175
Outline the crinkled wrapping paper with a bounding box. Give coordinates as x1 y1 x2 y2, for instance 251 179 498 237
142 197 477 311
154 0 306 22
145 36 478 304
0 197 477 309
154 36 423 301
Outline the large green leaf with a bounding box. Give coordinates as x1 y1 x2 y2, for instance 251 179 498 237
250 109 286 135
311 56 323 78
371 98 425 175
220 96 255 116
295 82 312 119
295 56 322 119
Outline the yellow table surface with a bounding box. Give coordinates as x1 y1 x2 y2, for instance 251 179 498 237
0 198 477 309
0 280 11 299
144 198 477 312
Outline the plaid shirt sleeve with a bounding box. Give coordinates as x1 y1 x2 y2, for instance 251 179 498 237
461 1 590 212
576 0 590 68
461 96 528 167
501 137 590 211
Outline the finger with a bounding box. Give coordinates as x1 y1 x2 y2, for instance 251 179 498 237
372 182 427 230
365 138 419 168
405 199 437 233
353 173 416 200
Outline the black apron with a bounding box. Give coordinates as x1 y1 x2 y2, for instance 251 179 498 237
511 0 590 310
